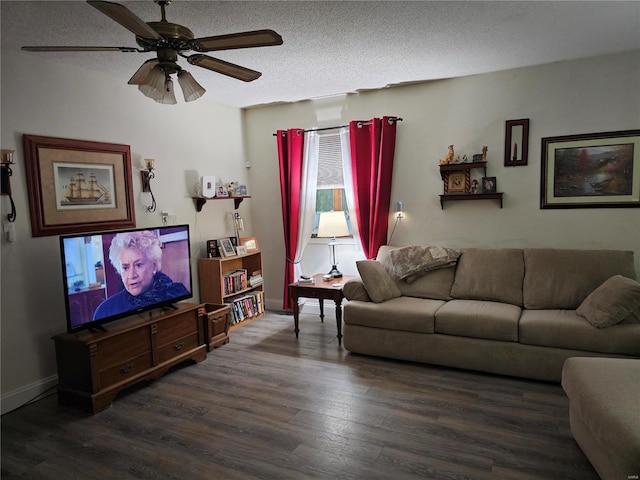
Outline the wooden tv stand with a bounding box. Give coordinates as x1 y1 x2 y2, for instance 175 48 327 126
52 303 206 414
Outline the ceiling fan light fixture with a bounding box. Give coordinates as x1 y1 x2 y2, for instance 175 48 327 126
156 77 177 105
128 59 159 85
138 66 166 100
177 70 206 102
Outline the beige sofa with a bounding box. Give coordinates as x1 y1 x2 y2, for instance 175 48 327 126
342 246 640 382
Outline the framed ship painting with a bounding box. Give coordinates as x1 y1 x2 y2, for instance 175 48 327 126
23 134 135 236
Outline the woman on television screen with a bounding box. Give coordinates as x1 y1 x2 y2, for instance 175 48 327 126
93 230 189 320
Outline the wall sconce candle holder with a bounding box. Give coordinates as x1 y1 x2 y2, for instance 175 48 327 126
1 149 17 222
141 158 156 213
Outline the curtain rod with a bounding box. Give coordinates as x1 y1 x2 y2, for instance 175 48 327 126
273 117 403 136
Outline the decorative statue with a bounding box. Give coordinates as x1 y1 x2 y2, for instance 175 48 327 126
439 145 455 165
482 146 488 162
470 179 479 194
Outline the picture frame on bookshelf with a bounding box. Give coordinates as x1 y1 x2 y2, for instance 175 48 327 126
235 185 248 196
219 237 236 257
207 239 220 258
240 235 259 251
236 245 248 255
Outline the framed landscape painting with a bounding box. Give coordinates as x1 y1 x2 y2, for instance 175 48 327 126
540 130 640 209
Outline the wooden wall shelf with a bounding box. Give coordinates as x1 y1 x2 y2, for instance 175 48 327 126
439 161 488 179
192 196 250 212
440 193 504 209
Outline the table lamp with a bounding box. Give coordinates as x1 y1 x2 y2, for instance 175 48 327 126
317 211 350 278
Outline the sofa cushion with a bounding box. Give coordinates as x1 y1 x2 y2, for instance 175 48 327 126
435 299 521 342
344 296 443 333
523 249 636 309
356 260 401 303
576 275 640 328
450 248 524 306
562 357 640 480
377 245 455 300
386 245 461 283
519 309 640 355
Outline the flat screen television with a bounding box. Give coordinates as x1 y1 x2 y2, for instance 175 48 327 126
60 224 193 333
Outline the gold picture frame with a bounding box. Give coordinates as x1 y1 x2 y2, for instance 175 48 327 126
23 134 135 237
240 235 259 251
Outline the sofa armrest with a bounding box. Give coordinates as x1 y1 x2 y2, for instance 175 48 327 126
343 277 371 302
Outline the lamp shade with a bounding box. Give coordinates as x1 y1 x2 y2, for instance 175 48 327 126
178 70 206 102
138 66 166 100
128 59 159 85
317 211 349 238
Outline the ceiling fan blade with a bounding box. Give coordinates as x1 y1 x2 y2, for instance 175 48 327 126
191 30 283 52
128 59 160 84
87 0 162 40
187 54 261 82
22 46 139 52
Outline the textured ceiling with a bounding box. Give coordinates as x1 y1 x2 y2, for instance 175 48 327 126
2 1 639 108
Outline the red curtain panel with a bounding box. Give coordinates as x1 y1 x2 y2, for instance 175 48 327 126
349 117 398 259
277 129 304 309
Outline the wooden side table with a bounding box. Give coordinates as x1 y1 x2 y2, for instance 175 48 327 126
289 273 356 344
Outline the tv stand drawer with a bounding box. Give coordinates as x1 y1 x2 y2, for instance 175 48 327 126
99 352 153 389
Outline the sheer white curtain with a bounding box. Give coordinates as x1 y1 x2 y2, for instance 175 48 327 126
293 131 319 280
340 127 363 256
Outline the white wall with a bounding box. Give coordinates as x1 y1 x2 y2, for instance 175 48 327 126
0 53 252 412
2 49 639 413
243 51 640 312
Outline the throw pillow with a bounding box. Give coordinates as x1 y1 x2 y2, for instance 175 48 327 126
576 275 640 328
356 260 401 303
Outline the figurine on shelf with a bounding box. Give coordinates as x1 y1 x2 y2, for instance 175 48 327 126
482 146 488 162
227 182 236 196
462 154 469 163
439 145 455 165
470 179 479 194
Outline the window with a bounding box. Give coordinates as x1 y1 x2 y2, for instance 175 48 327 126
312 133 353 237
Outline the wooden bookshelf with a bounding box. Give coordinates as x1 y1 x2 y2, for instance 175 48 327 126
198 250 264 330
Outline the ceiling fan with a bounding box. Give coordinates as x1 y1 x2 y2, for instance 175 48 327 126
22 0 283 103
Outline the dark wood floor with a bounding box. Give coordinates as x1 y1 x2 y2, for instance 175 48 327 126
2 311 598 480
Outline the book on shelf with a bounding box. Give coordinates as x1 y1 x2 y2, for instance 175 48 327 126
222 269 248 295
225 290 264 325
249 274 263 287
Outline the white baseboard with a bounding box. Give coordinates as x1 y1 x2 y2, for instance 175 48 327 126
1 374 58 415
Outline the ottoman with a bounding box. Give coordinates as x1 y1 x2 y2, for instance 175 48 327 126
562 357 640 480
